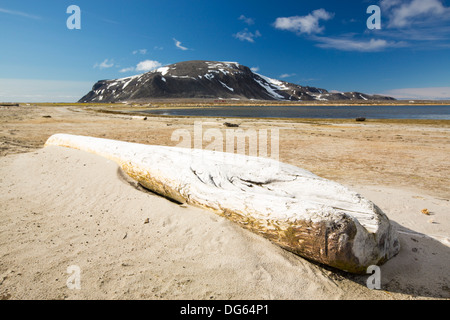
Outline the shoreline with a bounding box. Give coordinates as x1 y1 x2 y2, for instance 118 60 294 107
104 111 450 126
2 99 450 109
77 105 450 124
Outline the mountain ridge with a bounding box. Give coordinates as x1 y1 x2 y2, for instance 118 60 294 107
79 60 395 103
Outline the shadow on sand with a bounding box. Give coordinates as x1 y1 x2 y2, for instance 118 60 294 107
117 168 449 298
333 221 450 299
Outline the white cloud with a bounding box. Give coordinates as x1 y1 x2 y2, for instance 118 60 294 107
233 29 261 43
375 1 450 48
272 2 449 52
279 73 296 79
250 66 260 72
119 60 163 73
94 59 114 69
314 36 406 52
132 49 147 55
135 60 162 72
173 38 188 50
239 15 255 25
381 0 450 28
381 87 450 100
119 67 135 73
380 0 403 10
0 7 41 20
273 9 334 35
378 25 450 42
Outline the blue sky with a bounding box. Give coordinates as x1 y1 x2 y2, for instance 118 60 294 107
1 0 450 102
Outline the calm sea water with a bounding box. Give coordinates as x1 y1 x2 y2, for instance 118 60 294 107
142 105 450 120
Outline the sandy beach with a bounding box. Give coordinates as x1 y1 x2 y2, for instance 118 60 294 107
0 104 449 300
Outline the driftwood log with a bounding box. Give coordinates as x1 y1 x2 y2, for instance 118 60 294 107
45 134 400 273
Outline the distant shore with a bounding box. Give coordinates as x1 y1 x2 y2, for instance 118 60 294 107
2 99 450 109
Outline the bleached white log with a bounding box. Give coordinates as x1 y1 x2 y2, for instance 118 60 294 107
45 134 400 273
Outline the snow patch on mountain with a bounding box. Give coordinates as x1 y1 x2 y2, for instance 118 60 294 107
219 80 234 91
253 77 284 100
78 60 395 103
156 66 170 76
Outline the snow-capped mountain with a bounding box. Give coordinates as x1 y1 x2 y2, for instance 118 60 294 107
79 60 394 103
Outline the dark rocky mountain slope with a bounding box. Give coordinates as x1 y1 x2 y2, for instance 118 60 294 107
79 60 394 103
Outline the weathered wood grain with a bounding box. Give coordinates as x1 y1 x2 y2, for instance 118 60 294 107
45 134 400 273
